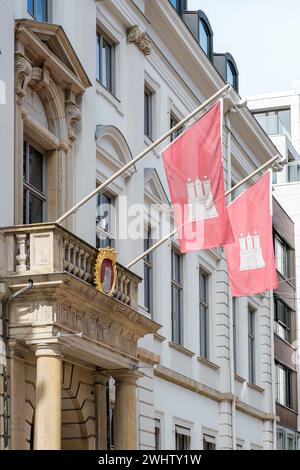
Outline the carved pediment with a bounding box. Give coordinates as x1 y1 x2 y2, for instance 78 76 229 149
15 19 91 94
144 168 170 206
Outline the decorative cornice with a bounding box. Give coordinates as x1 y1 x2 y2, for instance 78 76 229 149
127 25 152 56
138 347 160 365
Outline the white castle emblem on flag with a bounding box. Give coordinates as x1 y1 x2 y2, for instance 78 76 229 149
186 176 218 222
239 232 265 271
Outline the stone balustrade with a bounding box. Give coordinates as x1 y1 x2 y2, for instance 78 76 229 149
2 223 140 309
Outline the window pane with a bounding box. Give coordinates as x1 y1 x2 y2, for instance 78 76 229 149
200 304 208 358
169 0 177 7
96 34 101 82
172 251 181 283
278 109 291 135
144 265 150 311
36 0 48 21
227 61 235 87
29 193 43 224
199 20 209 55
233 299 237 372
102 39 112 91
23 141 27 182
172 286 181 343
200 271 207 302
27 0 34 16
144 90 151 137
29 145 43 191
155 419 161 450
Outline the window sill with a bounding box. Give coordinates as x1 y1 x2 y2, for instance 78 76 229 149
197 356 220 371
235 374 246 384
247 382 265 394
168 342 195 357
153 332 166 343
274 332 297 351
276 402 297 414
96 82 123 115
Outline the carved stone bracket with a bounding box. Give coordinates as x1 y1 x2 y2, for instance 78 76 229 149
65 99 81 142
15 52 32 100
127 26 152 56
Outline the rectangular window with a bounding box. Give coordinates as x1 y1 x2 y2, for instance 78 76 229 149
96 31 114 93
274 297 291 343
248 306 255 383
144 226 153 315
170 112 184 142
274 234 290 278
175 426 190 450
199 269 209 358
155 419 161 450
144 86 153 139
27 0 48 21
253 109 291 137
23 141 47 224
96 192 114 248
203 434 216 450
232 298 237 372
171 248 183 345
276 362 292 408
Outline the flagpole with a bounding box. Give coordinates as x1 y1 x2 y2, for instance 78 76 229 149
125 153 282 269
55 84 231 225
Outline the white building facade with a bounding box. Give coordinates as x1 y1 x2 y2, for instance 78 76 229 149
0 0 282 450
249 91 300 449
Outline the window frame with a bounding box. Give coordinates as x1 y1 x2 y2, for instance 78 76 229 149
175 425 191 450
232 298 237 373
170 111 184 142
144 225 153 316
23 139 47 225
203 434 216 450
276 362 292 409
274 233 290 279
248 306 256 384
171 247 183 345
96 191 115 249
27 0 48 22
96 29 115 94
144 85 153 140
274 296 291 343
199 269 209 359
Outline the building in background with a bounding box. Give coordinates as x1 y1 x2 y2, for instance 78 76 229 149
249 92 300 449
0 0 284 450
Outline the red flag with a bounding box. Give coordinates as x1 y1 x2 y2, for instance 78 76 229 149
224 172 278 297
162 100 234 253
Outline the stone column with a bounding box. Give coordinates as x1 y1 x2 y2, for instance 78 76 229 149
94 371 109 450
9 340 29 450
34 344 62 450
114 370 142 450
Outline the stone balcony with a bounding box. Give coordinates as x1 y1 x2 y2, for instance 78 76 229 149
3 223 139 309
1 223 160 369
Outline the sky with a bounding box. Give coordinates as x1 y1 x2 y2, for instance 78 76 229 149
188 0 300 97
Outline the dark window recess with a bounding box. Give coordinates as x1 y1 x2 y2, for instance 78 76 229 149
274 297 291 343
96 192 114 249
96 31 113 93
171 248 183 345
144 86 153 139
144 226 153 315
199 270 209 359
23 141 46 224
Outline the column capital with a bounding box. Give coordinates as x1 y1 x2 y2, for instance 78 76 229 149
94 370 110 386
9 339 30 359
33 343 63 358
113 368 143 385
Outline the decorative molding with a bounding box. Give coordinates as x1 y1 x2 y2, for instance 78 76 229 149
247 382 265 394
153 332 166 343
168 341 195 358
127 25 152 56
197 356 220 371
65 100 81 142
15 52 32 100
138 347 160 365
235 373 246 384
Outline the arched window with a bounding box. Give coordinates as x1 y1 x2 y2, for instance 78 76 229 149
199 19 210 56
227 60 237 88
